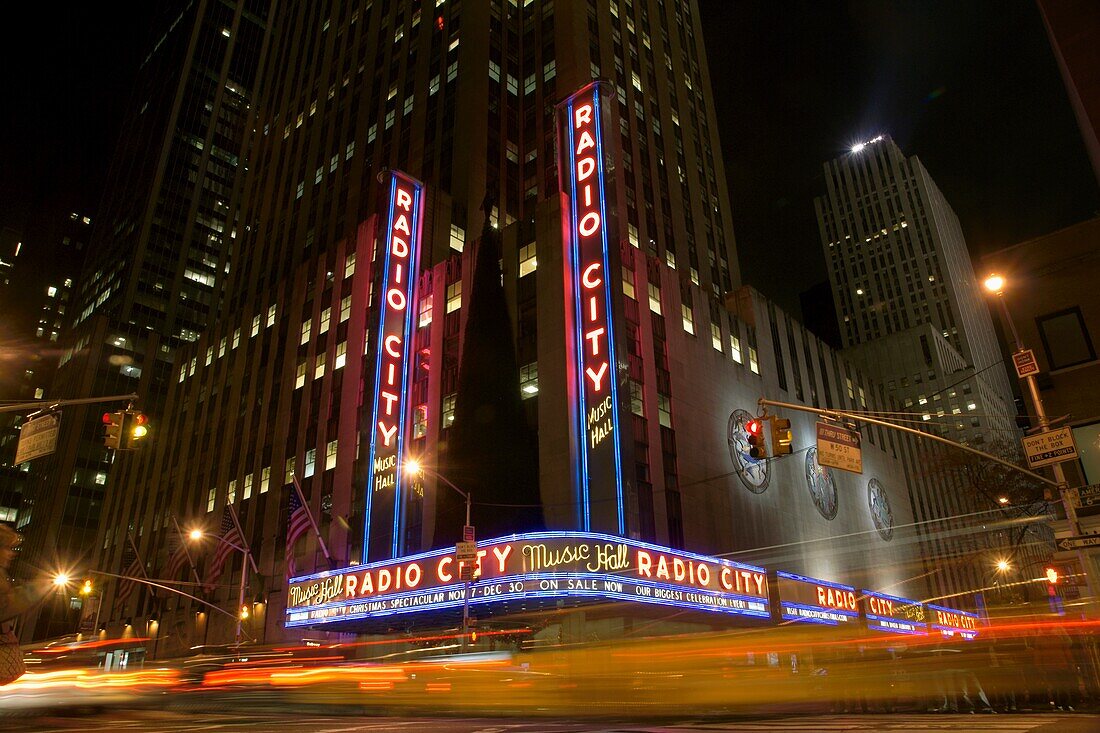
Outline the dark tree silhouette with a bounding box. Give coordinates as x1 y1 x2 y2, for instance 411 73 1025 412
434 193 542 546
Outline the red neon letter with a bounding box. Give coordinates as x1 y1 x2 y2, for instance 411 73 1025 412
574 103 592 129
577 157 595 182
637 550 652 577
387 288 406 310
385 335 402 358
437 556 453 583
585 328 605 356
578 212 601 237
492 545 512 573
585 362 609 391
581 263 602 288
396 188 413 210
378 421 398 447
391 236 409 258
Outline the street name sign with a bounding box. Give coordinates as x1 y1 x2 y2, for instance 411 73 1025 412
1022 427 1079 469
1074 483 1100 517
1012 349 1040 378
816 422 862 474
14 412 60 464
1056 534 1100 551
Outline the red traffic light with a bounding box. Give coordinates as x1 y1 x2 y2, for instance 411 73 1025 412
102 412 113 424
746 419 761 435
132 413 148 426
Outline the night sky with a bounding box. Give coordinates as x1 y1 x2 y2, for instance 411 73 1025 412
2 2 1097 319
699 0 1100 313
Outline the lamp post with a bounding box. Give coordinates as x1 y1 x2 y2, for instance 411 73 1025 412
983 274 1095 608
404 459 475 649
189 530 256 650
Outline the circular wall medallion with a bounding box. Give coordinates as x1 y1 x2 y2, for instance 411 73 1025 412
727 408 770 493
867 478 894 541
804 447 838 520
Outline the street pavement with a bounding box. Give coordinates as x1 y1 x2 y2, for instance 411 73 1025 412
0 712 1095 732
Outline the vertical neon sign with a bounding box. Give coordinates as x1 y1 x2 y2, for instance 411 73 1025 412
557 81 626 535
364 170 424 561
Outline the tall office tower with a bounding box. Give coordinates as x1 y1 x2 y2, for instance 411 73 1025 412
815 135 1017 447
17 1 270 641
98 2 933 649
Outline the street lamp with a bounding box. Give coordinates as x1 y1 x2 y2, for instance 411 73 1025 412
403 460 475 649
188 527 257 650
982 273 1095 606
995 559 1011 574
52 573 70 588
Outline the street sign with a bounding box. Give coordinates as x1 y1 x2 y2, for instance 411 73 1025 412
77 595 100 634
1074 483 1100 517
455 540 477 561
1012 349 1040 378
1056 534 1100 551
1022 427 1079 469
459 565 475 581
14 412 61 464
462 525 475 542
816 422 862 474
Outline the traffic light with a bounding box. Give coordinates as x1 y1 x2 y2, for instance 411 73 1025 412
771 418 793 456
122 411 149 449
102 411 124 449
1045 567 1060 585
746 419 767 459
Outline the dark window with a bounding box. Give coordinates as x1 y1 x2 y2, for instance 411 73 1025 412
1036 307 1095 370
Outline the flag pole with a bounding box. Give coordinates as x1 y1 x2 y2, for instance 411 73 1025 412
291 474 336 569
126 532 155 596
226 503 259 574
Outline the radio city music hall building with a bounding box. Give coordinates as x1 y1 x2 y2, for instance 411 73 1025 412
93 1 983 652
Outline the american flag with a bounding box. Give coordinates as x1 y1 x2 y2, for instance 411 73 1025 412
203 506 244 592
116 542 144 606
285 486 312 578
164 530 190 580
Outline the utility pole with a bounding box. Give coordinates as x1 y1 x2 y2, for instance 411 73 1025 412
984 274 1097 607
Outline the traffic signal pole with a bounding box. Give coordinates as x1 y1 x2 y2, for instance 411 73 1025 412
0 392 139 415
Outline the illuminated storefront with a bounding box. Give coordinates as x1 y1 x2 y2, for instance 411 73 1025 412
775 571 859 626
860 590 926 635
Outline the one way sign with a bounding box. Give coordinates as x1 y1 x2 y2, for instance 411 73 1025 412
1057 534 1100 551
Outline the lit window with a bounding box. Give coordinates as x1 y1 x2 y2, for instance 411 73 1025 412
749 346 759 374
630 380 644 416
413 405 428 438
419 294 434 327
519 362 539 398
385 110 395 129
295 361 306 389
227 480 237 504
47 286 57 298
449 223 465 252
296 181 304 199
232 329 240 348
314 353 326 379
251 315 260 337
446 281 462 313
284 457 295 484
300 319 311 345
657 393 672 428
340 295 351 323
648 283 662 315
367 124 377 143
519 242 537 277
631 71 642 91
666 249 676 269
628 223 639 248
260 466 270 494
206 488 216 513
730 334 743 364
543 59 556 80
967 402 977 411
326 440 338 471
243 475 253 501
205 346 213 366
345 141 355 160
335 341 347 370
319 307 331 333
682 303 694 335
442 393 457 426
218 337 226 358
711 323 723 352
622 266 636 299
344 252 356 278
94 472 107 486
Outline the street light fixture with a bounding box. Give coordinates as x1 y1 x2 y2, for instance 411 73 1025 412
402 459 476 649
52 573 70 588
996 559 1011 573
189 529 204 541
981 273 1096 606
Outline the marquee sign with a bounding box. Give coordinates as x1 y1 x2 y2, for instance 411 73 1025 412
926 603 979 640
286 531 771 628
860 589 925 635
557 81 627 534
775 571 859 626
364 170 425 561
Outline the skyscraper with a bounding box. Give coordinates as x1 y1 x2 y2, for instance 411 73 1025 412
17 0 269 640
815 135 1018 447
96 1 935 650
